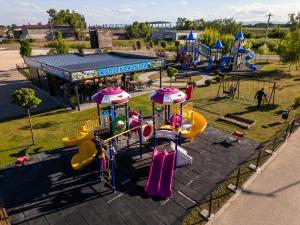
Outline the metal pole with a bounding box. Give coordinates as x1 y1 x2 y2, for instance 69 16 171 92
97 104 101 125
139 111 143 158
208 192 213 218
159 67 162 88
109 139 116 192
256 148 262 169
74 84 80 111
175 133 178 169
125 103 130 151
152 102 157 149
235 166 241 190
93 136 102 181
179 103 183 127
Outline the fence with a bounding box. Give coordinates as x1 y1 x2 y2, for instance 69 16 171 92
193 115 300 223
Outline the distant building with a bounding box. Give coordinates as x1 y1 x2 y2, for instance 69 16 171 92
151 30 203 42
89 29 113 49
13 24 76 41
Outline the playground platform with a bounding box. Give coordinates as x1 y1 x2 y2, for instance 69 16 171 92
0 126 258 225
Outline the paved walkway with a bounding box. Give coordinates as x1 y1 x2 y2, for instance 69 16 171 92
0 69 59 120
209 128 300 225
138 70 214 88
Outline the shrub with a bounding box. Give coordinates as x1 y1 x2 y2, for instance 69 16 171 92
160 41 167 48
136 40 142 49
149 40 154 48
294 96 300 108
213 76 221 83
205 79 212 86
175 40 180 48
188 80 197 88
69 96 78 109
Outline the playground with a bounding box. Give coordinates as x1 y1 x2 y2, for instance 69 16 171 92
0 28 300 225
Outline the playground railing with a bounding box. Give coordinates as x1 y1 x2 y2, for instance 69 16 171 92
185 115 300 223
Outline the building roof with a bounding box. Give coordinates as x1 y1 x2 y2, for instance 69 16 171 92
24 52 163 81
212 39 223 49
186 30 197 41
235 31 244 41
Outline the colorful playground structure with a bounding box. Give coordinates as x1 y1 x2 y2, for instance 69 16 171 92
178 30 257 72
62 86 207 198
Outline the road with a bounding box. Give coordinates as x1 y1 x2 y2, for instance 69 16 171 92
209 128 300 225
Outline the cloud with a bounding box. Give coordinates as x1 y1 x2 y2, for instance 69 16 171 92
178 1 187 5
226 2 300 21
13 1 41 10
117 8 133 14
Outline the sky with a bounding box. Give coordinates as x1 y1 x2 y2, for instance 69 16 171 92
0 0 299 26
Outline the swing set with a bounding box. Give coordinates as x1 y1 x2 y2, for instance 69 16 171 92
216 76 276 108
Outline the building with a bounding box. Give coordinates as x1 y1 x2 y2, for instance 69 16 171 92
24 52 164 110
151 30 203 42
13 24 76 41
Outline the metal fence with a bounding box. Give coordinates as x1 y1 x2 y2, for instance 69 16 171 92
195 115 300 222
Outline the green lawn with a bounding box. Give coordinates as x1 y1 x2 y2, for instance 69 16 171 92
1 62 300 167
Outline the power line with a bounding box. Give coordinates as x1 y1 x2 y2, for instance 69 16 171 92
265 13 274 42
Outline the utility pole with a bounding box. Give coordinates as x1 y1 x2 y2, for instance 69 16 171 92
49 19 54 41
265 13 273 43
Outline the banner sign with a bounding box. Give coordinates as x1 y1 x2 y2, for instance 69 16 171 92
98 60 164 77
72 69 98 81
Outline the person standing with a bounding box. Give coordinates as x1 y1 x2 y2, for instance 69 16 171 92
254 88 267 110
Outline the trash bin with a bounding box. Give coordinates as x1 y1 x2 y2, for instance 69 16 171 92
282 109 289 120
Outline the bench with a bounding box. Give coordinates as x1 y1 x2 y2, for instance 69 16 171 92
175 73 191 81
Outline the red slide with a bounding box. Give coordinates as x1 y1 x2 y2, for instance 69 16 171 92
144 149 165 196
158 150 176 199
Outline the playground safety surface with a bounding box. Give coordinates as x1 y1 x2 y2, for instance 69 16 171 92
0 126 258 225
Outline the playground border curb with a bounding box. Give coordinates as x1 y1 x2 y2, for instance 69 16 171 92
206 135 293 225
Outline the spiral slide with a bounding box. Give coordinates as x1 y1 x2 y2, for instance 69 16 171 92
239 48 258 71
71 140 97 170
181 109 207 139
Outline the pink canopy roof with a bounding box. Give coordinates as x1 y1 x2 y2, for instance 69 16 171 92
149 87 186 105
92 87 131 106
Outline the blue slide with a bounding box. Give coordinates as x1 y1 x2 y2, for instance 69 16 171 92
239 48 258 71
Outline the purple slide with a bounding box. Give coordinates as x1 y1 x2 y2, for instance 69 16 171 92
158 150 176 199
145 149 165 196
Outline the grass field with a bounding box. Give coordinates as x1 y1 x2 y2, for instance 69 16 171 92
0 62 300 167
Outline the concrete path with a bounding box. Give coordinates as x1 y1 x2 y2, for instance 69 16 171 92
209 128 300 225
0 69 60 120
138 70 214 87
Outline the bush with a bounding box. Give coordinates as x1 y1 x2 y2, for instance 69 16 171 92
294 96 300 108
160 41 167 48
188 80 197 88
69 96 78 109
136 40 142 49
205 79 212 86
175 41 180 48
149 40 154 48
213 76 221 83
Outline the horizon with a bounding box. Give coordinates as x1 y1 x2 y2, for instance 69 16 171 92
0 0 299 26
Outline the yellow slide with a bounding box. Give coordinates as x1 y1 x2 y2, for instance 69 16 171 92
62 119 100 170
71 140 97 170
62 119 99 147
181 109 207 139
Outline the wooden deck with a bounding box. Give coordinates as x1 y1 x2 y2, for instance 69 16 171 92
0 126 258 225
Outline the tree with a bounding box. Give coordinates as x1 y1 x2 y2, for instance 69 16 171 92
19 40 32 57
167 67 178 86
258 44 269 55
48 31 69 54
47 8 86 40
11 88 42 145
220 34 234 54
126 22 152 40
201 28 219 47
